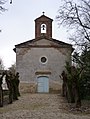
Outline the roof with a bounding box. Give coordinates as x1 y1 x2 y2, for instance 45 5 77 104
13 36 74 52
35 14 53 22
15 37 71 47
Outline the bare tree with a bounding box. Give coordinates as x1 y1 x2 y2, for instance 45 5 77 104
0 58 4 70
8 63 16 75
10 0 12 4
0 0 12 12
0 0 12 31
57 0 90 103
0 0 7 13
56 0 90 51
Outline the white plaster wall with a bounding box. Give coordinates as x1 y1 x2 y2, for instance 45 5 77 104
16 47 71 84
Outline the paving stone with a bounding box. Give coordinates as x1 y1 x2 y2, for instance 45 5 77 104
0 94 90 119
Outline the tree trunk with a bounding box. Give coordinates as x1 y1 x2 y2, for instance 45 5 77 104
75 85 81 108
0 87 3 107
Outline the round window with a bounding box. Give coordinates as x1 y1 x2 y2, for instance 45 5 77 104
41 57 47 63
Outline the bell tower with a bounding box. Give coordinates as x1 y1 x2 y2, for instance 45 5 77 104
35 12 53 39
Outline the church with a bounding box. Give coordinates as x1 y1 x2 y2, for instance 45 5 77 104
14 13 73 93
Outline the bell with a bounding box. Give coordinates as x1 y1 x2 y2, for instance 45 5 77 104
42 25 45 30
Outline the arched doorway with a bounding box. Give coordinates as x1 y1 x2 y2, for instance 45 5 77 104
37 76 49 93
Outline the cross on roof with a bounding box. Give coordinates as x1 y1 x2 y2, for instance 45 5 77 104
42 12 45 15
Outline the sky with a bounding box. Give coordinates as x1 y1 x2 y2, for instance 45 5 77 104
0 0 70 69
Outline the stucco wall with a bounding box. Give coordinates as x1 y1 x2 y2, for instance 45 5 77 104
16 45 71 93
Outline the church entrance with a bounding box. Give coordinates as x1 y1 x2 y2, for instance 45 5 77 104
37 76 49 93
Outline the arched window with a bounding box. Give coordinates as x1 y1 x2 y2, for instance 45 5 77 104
41 24 46 33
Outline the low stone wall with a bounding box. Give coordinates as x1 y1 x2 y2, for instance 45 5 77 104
19 81 62 94
19 82 37 94
49 81 62 93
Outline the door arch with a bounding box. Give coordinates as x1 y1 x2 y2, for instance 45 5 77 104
37 76 49 93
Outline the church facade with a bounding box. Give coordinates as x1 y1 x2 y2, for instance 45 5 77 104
14 13 73 93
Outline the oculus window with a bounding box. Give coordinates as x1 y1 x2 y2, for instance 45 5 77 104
40 56 47 64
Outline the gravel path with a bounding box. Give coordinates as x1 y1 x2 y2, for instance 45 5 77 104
0 93 90 119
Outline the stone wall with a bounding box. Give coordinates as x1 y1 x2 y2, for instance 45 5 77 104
16 47 71 82
19 81 62 94
16 39 72 93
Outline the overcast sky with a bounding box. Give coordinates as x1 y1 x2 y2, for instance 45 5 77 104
0 0 69 69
